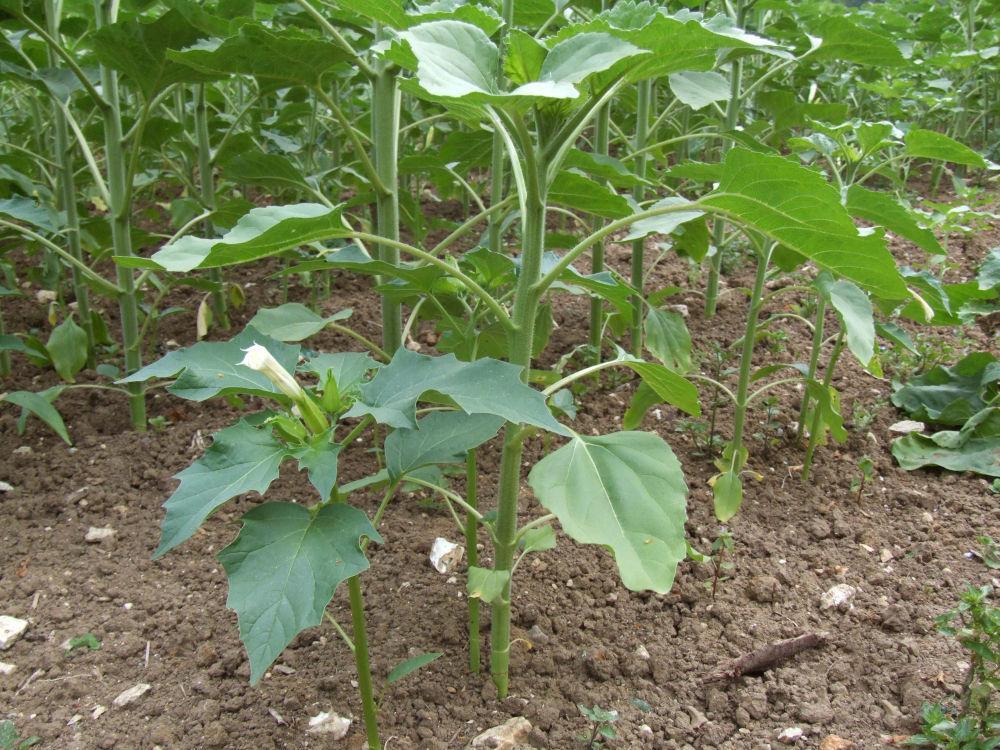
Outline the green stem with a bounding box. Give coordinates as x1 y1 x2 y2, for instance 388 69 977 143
801 331 845 483
0 307 9 377
486 0 515 254
630 79 651 354
704 0 745 319
589 91 610 359
194 84 228 329
347 576 381 750
796 295 825 440
465 449 481 675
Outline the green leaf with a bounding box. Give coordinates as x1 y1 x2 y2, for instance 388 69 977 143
643 308 692 374
120 328 300 402
845 185 943 255
345 349 569 435
520 525 557 553
219 502 381 684
466 566 510 603
385 410 504 481
291 430 341 501
624 197 705 242
155 420 287 558
0 196 62 233
167 24 352 88
386 652 443 685
621 359 700 417
816 276 875 369
2 389 70 444
151 204 344 272
904 129 987 169
65 633 101 653
549 171 631 219
46 317 88 383
891 353 1000 426
701 149 908 300
667 70 730 111
248 303 352 342
712 470 743 522
217 142 315 194
810 17 905 67
892 408 1000 478
91 9 213 99
978 248 1000 291
528 431 688 593
299 352 379 395
622 382 660 430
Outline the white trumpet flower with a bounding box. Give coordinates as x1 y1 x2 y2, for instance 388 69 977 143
240 343 306 401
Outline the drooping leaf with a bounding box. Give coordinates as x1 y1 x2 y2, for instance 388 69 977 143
149 204 344 272
248 303 352 342
701 149 908 300
892 408 1000 478
624 197 705 242
549 171 631 218
622 360 701 417
845 185 943 255
904 129 987 169
643 308 692 374
528 431 688 593
46 317 88 382
385 410 504 481
0 195 63 232
978 248 1000 291
622 381 660 430
344 349 569 435
712 470 742 522
466 566 510 603
891 353 1000 426
2 389 70 444
386 652 444 685
668 70 730 110
219 502 381 684
154 420 287 558
120 328 299 402
290 430 341 501
816 275 875 369
520 525 557 553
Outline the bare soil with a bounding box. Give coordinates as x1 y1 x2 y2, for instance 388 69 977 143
1 194 998 750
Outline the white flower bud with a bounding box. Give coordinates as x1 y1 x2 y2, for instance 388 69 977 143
240 343 306 402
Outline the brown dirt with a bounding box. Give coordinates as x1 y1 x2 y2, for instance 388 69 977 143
1 196 999 750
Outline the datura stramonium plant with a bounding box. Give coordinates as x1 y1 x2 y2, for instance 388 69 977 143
240 343 329 434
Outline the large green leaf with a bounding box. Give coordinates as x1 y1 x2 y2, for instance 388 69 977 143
904 129 987 169
845 185 943 255
46 317 88 383
345 349 569 435
667 70 730 110
978 248 1000 291
809 17 905 67
219 502 381 684
167 24 351 88
892 408 1000 478
0 195 63 232
816 275 875 369
248 303 352 342
528 431 687 593
549 171 631 218
150 204 343 272
218 143 315 195
385 410 504 481
700 149 908 300
623 361 701 417
119 328 299 402
155 420 287 558
643 308 692 374
891 353 1000 426
624 197 705 241
91 9 213 99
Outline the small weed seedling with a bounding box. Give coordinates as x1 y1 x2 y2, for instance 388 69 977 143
578 704 619 748
973 537 1000 571
708 530 736 601
851 456 876 501
0 722 39 750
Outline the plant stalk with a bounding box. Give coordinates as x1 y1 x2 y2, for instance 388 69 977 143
347 575 381 750
630 78 651 355
194 83 229 329
802 331 845 482
796 295 825 440
465 449 481 675
589 97 611 358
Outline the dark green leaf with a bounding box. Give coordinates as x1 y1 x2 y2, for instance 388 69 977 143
385 410 504 481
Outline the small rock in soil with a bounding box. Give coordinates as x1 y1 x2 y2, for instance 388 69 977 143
747 575 782 603
778 727 804 743
809 518 832 540
85 526 116 543
0 661 16 674
819 736 855 750
527 624 550 646
638 724 654 739
0 615 28 649
112 682 151 707
467 716 532 749
799 700 834 725
635 644 651 660
0 481 13 492
888 420 925 434
306 710 351 737
820 584 856 611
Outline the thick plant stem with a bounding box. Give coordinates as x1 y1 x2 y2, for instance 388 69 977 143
347 575 381 750
0 307 9 376
46 0 95 366
727 245 771 471
465 449 480 674
371 46 402 353
491 154 547 699
796 295 826 440
802 332 845 483
630 79 651 355
589 101 610 357
486 0 515 254
95 0 145 429
194 84 228 329
704 1 746 319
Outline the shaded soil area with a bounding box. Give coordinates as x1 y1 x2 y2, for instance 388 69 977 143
1 194 999 750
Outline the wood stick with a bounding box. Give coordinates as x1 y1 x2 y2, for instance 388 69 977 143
705 632 828 682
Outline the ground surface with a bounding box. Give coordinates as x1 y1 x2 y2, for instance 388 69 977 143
1 191 998 750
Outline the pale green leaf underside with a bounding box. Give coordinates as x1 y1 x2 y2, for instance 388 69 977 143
528 431 688 593
249 303 353 342
817 276 875 367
